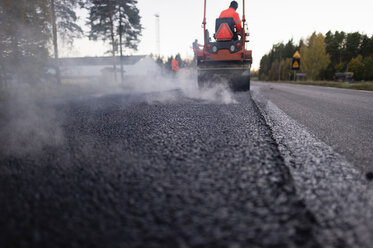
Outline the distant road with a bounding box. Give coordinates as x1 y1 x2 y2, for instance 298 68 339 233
253 81 373 172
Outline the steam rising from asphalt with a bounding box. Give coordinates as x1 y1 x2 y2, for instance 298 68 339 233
125 68 237 105
91 57 237 105
0 85 65 156
0 57 236 156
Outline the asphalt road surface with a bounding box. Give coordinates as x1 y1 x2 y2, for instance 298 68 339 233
252 81 373 172
1 86 373 247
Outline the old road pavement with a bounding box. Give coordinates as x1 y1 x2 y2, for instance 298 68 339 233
252 81 373 172
1 84 373 248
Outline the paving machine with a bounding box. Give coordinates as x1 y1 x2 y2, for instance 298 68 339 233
196 0 252 91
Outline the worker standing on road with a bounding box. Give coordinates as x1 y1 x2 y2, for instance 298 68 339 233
219 1 241 34
171 58 180 72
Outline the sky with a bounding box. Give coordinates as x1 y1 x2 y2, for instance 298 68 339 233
62 0 373 70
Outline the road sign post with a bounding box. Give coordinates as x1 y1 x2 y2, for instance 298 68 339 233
292 51 301 80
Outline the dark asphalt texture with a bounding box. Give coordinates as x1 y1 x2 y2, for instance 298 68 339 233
0 91 321 248
252 81 373 172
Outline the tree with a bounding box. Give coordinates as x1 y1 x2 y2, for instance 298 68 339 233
260 31 373 82
50 0 83 84
117 0 142 82
269 60 280 81
259 43 283 81
360 35 373 58
259 39 299 81
50 0 61 84
0 0 51 85
296 39 305 52
259 54 270 80
334 63 346 73
348 55 364 81
86 0 142 82
300 33 330 81
280 58 293 81
344 32 362 64
323 31 346 79
0 0 84 86
325 31 346 65
87 1 118 81
283 39 296 58
363 56 373 81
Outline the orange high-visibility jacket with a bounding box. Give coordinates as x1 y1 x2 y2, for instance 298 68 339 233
172 59 180 71
219 7 241 33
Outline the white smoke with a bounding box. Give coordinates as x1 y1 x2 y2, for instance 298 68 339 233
106 57 237 104
0 56 237 157
0 84 65 156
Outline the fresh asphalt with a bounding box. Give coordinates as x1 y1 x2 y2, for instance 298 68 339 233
252 81 373 172
1 87 373 247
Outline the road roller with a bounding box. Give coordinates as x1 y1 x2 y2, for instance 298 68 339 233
196 0 252 91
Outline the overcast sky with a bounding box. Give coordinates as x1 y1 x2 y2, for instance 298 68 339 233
62 0 373 70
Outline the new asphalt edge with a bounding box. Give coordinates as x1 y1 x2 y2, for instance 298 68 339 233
251 86 373 247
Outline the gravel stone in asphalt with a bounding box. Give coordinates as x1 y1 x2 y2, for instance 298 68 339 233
0 91 319 248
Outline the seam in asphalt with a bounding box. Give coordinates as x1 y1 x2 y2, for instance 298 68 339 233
248 91 322 247
250 86 373 247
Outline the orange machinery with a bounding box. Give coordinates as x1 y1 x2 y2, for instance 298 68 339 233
196 0 252 91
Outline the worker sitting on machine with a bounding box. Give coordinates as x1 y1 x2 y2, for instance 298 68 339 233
217 1 241 40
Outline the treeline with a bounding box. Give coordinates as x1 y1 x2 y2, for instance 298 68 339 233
0 0 142 85
259 31 373 81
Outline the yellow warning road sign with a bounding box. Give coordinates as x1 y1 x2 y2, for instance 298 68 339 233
292 51 301 70
293 51 301 59
292 58 300 70
293 60 299 68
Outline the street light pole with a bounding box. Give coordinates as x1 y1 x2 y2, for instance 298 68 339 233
155 14 160 57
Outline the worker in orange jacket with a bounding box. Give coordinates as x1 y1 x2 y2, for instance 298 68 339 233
171 58 180 72
219 1 241 34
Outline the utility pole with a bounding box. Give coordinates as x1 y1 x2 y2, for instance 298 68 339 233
155 14 160 57
51 0 61 84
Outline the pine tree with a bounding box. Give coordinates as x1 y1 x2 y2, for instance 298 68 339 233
325 31 346 65
0 0 51 85
344 32 362 64
363 56 373 81
116 0 141 82
86 0 142 82
50 0 84 84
